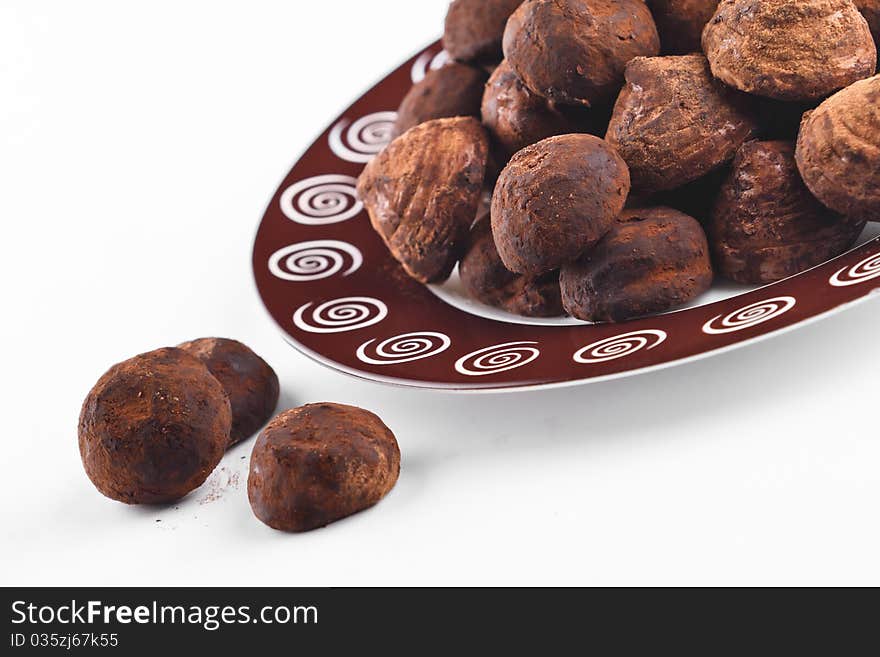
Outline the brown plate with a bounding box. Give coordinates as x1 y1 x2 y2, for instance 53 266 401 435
252 41 880 392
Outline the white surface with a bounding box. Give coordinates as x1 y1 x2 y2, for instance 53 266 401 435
2 0 879 587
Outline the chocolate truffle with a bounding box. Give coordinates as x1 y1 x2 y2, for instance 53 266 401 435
502 0 660 107
648 0 720 55
605 54 759 194
795 75 880 219
393 62 489 137
481 59 581 160
357 116 489 283
710 141 866 284
247 403 400 532
702 0 877 101
459 215 565 317
178 338 279 447
491 133 631 276
443 0 525 64
78 348 231 504
560 207 713 322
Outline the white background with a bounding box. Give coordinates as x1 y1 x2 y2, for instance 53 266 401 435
2 0 879 587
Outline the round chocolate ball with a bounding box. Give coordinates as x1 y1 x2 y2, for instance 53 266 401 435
503 0 660 107
491 133 631 276
795 75 880 220
481 59 580 160
78 347 231 504
605 54 758 194
710 141 866 284
443 0 525 64
394 62 489 137
357 116 489 284
459 215 564 317
178 338 279 447
648 0 720 55
561 207 713 323
702 0 876 101
248 403 400 532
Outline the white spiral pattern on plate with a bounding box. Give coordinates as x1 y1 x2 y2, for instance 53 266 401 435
328 111 397 163
268 240 362 282
702 296 796 335
829 251 880 287
411 49 451 83
357 332 451 365
292 297 388 334
454 341 540 376
573 330 667 364
279 175 363 225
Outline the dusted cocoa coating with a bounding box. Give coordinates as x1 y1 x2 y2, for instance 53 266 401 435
491 133 631 275
605 54 759 194
481 59 581 159
702 0 877 101
855 1 880 49
78 348 231 504
710 141 866 284
247 403 400 532
357 117 489 283
560 207 713 323
177 338 279 447
648 0 719 54
502 0 660 107
394 63 489 137
459 216 565 317
443 0 525 64
795 75 880 219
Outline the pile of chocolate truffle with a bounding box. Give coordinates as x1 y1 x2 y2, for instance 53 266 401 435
79 341 399 532
358 0 880 323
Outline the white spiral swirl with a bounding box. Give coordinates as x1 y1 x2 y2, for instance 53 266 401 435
454 341 540 377
573 330 667 364
268 240 362 282
328 111 397 163
279 175 363 225
703 296 796 335
829 251 880 287
411 49 451 83
357 332 451 365
292 297 388 334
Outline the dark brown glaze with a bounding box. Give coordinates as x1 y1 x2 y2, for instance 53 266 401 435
247 403 400 532
459 215 564 317
795 75 880 220
481 59 581 160
703 0 877 101
393 62 489 137
357 117 489 283
605 54 759 194
560 207 713 323
443 0 525 64
78 348 231 504
855 0 880 51
710 141 866 284
177 338 279 447
502 0 660 107
491 133 630 276
647 0 720 55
